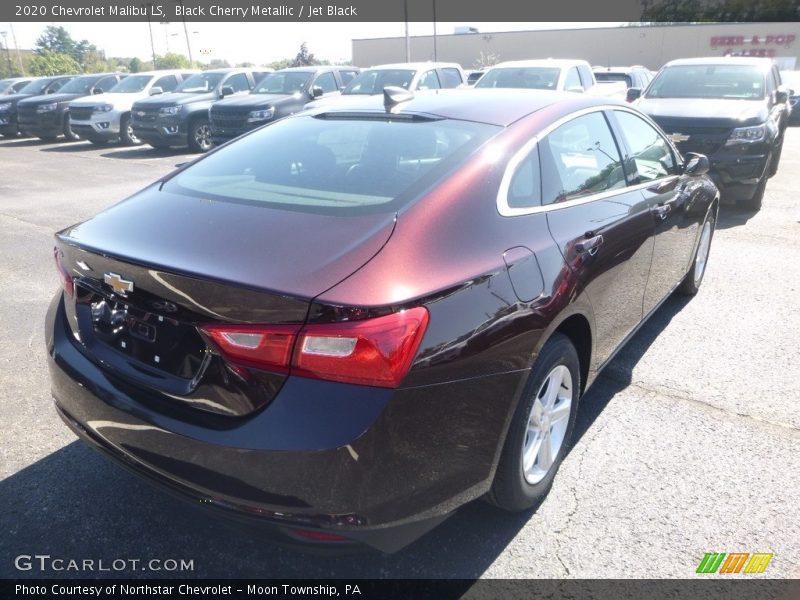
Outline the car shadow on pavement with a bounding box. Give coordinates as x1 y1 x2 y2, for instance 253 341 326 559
100 147 192 160
715 204 758 230
0 138 52 148
39 142 99 153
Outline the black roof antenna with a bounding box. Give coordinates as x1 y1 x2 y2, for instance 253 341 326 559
383 86 414 111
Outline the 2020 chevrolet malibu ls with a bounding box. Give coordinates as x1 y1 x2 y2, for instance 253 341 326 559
46 89 719 552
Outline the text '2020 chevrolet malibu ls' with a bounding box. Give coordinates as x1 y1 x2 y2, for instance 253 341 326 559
46 88 719 552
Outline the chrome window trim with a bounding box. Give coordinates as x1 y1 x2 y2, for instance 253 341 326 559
497 105 680 217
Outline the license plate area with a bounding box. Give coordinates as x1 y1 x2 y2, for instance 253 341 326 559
74 282 207 383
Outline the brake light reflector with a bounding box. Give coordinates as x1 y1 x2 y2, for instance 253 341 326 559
201 324 300 373
200 307 429 388
53 248 74 297
293 307 429 388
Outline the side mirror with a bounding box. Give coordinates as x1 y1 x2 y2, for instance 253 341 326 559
775 89 788 104
92 88 104 95
149 87 164 96
566 86 584 94
220 86 235 97
311 85 324 98
684 152 710 176
626 87 642 102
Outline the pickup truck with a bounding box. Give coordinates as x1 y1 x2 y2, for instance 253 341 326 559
474 59 627 98
0 75 75 137
630 57 791 211
131 68 271 152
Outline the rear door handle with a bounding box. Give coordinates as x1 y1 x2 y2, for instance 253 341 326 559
576 234 604 255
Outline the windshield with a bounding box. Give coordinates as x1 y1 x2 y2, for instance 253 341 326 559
165 115 499 215
59 75 102 95
19 78 53 95
646 65 765 100
177 72 224 93
253 72 311 94
109 75 152 93
475 67 562 90
343 69 416 95
595 73 632 87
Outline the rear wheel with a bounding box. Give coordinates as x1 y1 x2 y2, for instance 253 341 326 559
678 210 715 296
188 117 213 153
119 114 140 146
487 333 580 512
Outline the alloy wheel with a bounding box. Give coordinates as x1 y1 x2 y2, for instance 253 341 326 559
694 220 712 284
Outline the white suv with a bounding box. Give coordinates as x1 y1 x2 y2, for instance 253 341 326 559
68 70 197 145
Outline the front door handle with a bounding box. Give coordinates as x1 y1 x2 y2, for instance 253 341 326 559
651 203 672 220
576 234 604 256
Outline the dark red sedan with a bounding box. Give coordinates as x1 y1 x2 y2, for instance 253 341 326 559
46 89 719 552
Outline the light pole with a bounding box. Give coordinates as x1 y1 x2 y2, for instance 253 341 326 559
432 0 438 61
0 31 12 75
142 3 158 68
403 0 410 62
173 0 194 66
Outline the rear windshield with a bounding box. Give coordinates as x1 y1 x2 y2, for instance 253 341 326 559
177 72 224 93
475 67 561 90
253 72 312 94
110 75 153 93
343 69 416 94
595 72 632 87
19 78 53 95
646 65 766 100
59 75 102 95
165 114 499 215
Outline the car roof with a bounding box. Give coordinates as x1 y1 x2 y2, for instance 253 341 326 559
593 66 647 73
132 69 200 77
275 66 356 73
364 62 463 71
663 57 775 70
489 59 589 69
306 88 622 127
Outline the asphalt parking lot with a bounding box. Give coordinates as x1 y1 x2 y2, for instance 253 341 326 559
1 131 798 579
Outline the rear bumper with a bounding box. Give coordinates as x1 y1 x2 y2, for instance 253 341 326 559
46 293 520 552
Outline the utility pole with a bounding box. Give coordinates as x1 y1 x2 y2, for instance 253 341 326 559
174 0 193 66
403 0 410 62
432 0 438 61
0 32 12 75
143 3 158 68
9 23 24 75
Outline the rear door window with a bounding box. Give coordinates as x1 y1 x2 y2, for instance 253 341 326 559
507 145 542 209
539 111 626 205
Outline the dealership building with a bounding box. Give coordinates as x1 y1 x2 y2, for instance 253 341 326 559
352 22 800 72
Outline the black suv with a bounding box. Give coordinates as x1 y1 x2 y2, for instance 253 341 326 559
209 66 359 144
131 68 271 152
630 57 791 210
17 73 125 142
0 75 75 138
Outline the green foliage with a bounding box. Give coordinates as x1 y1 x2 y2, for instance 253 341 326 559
156 52 192 69
640 0 799 21
236 61 255 68
35 25 98 69
128 57 143 73
29 50 81 76
291 43 323 67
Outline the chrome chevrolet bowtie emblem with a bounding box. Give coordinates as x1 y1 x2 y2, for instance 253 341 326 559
136 110 145 116
670 132 690 143
104 272 134 295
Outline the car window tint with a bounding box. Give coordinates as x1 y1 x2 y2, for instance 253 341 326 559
614 111 677 183
167 116 499 215
564 67 582 90
155 75 179 92
339 70 359 86
48 79 68 93
440 68 463 88
508 145 542 209
226 73 251 93
95 76 119 92
314 72 338 94
539 112 625 205
418 70 441 90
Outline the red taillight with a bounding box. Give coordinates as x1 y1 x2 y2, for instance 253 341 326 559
54 248 74 297
200 307 429 388
201 324 301 373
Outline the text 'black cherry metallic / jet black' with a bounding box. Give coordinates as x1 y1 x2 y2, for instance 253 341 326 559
46 89 719 552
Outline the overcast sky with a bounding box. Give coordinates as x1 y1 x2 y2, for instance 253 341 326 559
5 22 620 64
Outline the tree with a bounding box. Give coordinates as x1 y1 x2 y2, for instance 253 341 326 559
35 25 98 69
640 0 798 21
291 43 321 67
473 51 500 69
29 50 81 76
236 61 255 68
156 52 191 69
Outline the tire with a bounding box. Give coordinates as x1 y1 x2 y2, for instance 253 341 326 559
678 209 716 296
487 333 581 512
119 114 141 146
188 117 213 153
737 152 771 212
148 141 171 149
63 113 80 142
